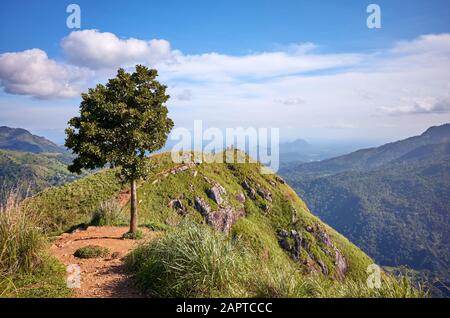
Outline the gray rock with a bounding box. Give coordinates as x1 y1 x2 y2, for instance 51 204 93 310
241 180 257 200
317 259 329 275
316 226 333 247
205 206 244 234
256 185 272 202
261 204 271 214
168 199 188 216
334 249 348 280
194 197 211 216
235 192 246 203
206 186 223 205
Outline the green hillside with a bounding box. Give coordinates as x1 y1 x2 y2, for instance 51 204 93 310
0 126 65 153
0 149 83 204
25 152 375 283
280 125 450 296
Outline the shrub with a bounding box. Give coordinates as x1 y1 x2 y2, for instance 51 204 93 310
90 200 126 226
122 231 144 240
74 245 110 259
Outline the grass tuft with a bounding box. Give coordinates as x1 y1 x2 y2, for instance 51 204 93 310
122 231 144 240
74 245 110 259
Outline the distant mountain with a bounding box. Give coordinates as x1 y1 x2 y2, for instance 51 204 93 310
0 126 83 203
280 124 450 296
0 126 66 153
0 149 84 204
279 138 375 163
284 124 450 175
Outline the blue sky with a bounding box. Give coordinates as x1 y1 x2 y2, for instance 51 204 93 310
1 0 450 144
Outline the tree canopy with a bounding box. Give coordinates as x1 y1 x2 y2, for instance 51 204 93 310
65 65 174 181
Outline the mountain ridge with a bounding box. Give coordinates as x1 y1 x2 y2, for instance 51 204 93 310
0 126 66 153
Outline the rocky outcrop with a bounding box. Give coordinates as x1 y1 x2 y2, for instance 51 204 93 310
194 197 211 216
205 206 244 234
256 184 272 202
206 186 223 205
277 229 302 261
277 224 348 280
235 192 246 203
334 249 347 280
168 199 188 216
241 180 257 200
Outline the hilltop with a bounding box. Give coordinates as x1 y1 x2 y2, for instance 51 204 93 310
20 151 385 294
0 126 66 154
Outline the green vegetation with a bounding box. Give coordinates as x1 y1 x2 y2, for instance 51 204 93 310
280 124 450 296
90 200 126 226
23 169 121 233
65 65 174 233
0 192 70 298
74 245 111 259
122 231 144 240
0 149 83 204
11 149 425 298
126 222 425 298
0 126 64 154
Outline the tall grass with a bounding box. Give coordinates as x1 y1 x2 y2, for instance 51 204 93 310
0 192 44 275
126 222 427 298
90 200 126 226
126 221 254 297
0 191 71 298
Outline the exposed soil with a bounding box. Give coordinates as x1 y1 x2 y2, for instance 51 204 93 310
50 226 158 298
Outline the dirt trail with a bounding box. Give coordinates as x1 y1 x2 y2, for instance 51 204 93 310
50 226 157 298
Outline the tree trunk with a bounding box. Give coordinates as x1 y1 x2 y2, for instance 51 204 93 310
130 179 138 233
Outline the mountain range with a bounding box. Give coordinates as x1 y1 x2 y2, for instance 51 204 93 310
280 123 450 296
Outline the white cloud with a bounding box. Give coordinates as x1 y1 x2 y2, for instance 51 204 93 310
61 29 173 69
1 31 450 141
381 95 450 115
0 49 90 99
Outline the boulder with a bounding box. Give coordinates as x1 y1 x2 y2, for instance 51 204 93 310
205 206 244 234
206 186 223 205
334 249 348 280
235 192 246 203
194 197 211 216
256 184 272 202
241 180 257 200
317 259 329 275
168 199 188 216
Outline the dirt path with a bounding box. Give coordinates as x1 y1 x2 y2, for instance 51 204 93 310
50 226 158 298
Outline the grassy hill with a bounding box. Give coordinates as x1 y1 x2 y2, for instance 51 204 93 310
0 150 425 297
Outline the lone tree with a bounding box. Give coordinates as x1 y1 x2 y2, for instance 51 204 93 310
65 65 174 234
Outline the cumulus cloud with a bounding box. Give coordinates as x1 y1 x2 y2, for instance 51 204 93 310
1 30 450 141
0 49 90 99
61 29 173 69
60 30 361 80
381 95 450 115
